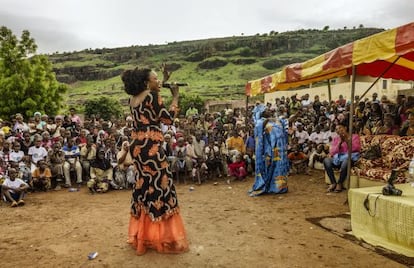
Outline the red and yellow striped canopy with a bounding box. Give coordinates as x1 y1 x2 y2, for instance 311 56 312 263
245 22 414 96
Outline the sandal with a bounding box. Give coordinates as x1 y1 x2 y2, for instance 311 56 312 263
326 184 336 192
11 201 18 207
334 185 343 193
17 200 25 206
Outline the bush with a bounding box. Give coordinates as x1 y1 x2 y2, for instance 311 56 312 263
262 59 283 70
184 52 205 62
239 47 254 57
84 97 123 121
198 57 228 70
231 58 256 65
163 62 182 72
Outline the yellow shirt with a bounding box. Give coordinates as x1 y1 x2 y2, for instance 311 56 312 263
226 136 245 154
1 126 11 135
32 168 52 179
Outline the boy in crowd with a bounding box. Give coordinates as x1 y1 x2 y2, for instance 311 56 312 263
1 167 29 207
308 144 327 170
288 144 311 175
31 160 52 191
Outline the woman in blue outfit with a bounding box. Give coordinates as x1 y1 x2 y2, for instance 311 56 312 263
249 105 289 196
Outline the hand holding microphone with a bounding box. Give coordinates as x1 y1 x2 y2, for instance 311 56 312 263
162 82 188 88
163 82 188 99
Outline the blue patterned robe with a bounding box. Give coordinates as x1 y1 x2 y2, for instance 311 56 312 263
249 108 289 196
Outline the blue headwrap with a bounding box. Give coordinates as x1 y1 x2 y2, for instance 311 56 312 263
252 104 266 123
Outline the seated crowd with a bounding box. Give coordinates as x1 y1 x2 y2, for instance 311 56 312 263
1 92 414 207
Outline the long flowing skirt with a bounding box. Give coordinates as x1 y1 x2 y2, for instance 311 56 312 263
128 210 189 255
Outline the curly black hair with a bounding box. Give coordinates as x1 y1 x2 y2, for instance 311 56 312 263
121 67 152 95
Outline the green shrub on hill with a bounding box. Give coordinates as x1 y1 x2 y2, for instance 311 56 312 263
84 97 123 121
198 57 228 70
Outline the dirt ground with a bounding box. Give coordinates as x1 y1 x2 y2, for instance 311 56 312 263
0 170 407 268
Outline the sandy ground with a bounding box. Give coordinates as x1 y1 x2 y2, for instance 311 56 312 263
0 170 406 268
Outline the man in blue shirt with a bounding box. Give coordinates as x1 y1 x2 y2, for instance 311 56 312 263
62 138 82 187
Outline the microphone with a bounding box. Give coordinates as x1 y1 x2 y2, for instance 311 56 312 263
162 82 188 89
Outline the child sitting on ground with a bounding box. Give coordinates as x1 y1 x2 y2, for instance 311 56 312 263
31 159 52 191
1 167 29 207
227 154 247 183
288 144 310 175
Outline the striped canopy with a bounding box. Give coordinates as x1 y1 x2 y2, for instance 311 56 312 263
245 22 414 96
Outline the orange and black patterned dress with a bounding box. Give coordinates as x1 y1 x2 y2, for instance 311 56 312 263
127 90 188 255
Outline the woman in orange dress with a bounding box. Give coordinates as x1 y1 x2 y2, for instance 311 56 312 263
122 67 188 255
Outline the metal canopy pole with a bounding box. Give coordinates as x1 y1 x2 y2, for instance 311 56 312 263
347 65 357 183
358 56 401 101
245 95 249 126
327 79 332 102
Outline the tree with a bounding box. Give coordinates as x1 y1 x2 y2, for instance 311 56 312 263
84 96 122 121
179 93 204 116
163 93 203 117
323 25 330 31
0 26 67 119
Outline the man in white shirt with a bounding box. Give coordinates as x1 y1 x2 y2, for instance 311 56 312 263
1 167 29 207
309 125 325 145
294 124 309 146
301 93 312 107
323 124 338 144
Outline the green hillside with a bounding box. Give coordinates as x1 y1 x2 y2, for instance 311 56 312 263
48 26 384 109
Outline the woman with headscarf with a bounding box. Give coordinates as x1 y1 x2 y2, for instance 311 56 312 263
87 148 114 193
96 130 107 147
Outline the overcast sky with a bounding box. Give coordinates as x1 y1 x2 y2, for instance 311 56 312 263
0 0 412 54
